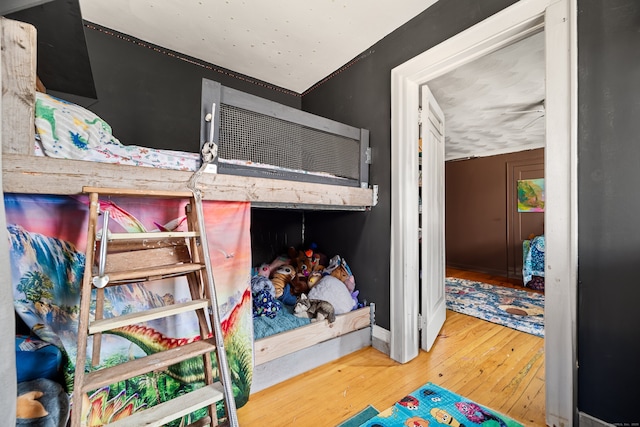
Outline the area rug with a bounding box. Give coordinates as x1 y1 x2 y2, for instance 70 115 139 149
446 277 544 337
354 382 522 426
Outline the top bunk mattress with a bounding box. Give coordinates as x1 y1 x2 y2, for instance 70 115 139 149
32 82 371 188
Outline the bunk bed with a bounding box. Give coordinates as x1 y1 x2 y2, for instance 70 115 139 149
1 15 377 417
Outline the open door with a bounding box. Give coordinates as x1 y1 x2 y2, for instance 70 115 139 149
420 85 446 351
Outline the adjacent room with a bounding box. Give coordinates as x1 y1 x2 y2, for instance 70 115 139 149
428 31 546 338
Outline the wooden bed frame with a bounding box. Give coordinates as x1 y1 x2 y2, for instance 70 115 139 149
1 17 377 392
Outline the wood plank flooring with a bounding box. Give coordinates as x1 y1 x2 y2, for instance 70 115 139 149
237 270 545 426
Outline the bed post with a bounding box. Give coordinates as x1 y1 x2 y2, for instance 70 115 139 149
1 17 36 155
0 15 21 427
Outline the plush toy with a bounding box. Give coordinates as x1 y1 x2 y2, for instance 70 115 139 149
305 243 329 272
251 275 275 297
278 283 298 306
293 294 336 323
308 271 322 289
287 247 313 277
16 391 48 419
307 275 355 315
270 265 295 298
290 272 310 296
325 255 356 293
256 255 290 278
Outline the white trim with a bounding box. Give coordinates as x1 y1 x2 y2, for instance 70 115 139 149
390 0 577 425
372 325 391 356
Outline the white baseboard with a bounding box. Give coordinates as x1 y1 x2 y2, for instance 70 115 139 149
372 325 390 355
579 412 616 427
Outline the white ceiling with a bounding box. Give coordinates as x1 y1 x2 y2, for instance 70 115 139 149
429 31 546 160
78 0 437 94
77 0 545 161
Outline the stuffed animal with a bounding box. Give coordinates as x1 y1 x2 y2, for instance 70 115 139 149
293 293 336 323
287 247 313 278
290 272 310 296
307 275 355 315
305 243 329 272
270 265 295 298
308 271 322 289
256 255 290 278
251 275 275 297
16 391 48 419
278 283 298 306
325 255 356 293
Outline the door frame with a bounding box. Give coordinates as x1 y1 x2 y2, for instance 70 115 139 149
389 0 577 425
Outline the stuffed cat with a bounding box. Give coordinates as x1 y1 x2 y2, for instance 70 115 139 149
293 294 336 323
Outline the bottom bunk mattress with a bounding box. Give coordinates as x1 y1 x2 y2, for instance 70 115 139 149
253 303 310 341
7 194 254 426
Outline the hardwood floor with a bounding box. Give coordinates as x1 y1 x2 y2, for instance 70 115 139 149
237 270 545 426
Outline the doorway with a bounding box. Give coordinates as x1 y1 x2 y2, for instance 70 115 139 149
389 0 577 425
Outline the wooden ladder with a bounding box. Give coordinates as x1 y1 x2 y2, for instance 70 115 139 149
70 187 238 427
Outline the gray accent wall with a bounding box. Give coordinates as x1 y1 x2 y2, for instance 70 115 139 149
302 0 517 339
304 0 640 423
577 0 640 424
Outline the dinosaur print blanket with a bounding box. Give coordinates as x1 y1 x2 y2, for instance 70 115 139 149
7 194 253 426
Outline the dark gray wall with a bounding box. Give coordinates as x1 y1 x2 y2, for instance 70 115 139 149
577 0 640 424
52 23 301 153
303 0 640 423
302 0 517 331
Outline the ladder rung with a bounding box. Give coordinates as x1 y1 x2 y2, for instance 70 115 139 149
100 231 199 241
81 338 217 392
83 186 194 199
105 383 224 427
99 263 204 283
89 300 210 334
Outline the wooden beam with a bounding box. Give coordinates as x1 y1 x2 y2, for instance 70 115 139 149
254 306 371 365
1 18 36 156
2 154 376 208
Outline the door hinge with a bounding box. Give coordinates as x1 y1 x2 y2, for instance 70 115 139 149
418 106 423 126
418 313 423 331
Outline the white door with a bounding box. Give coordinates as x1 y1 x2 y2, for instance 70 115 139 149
420 85 446 351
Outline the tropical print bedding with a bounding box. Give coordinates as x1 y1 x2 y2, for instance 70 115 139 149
34 92 201 170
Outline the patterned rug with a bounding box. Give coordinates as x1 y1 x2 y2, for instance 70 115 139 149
349 382 523 426
446 277 544 337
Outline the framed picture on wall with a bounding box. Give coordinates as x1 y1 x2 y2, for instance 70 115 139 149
517 178 545 212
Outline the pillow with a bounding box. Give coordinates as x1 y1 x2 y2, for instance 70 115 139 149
15 335 62 383
34 92 123 160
